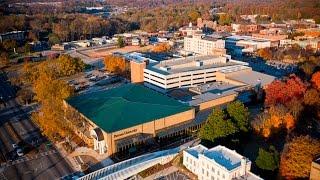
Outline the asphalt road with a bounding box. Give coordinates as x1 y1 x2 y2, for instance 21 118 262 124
0 71 74 180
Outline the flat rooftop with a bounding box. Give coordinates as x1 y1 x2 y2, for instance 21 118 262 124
185 144 208 158
226 35 270 42
147 55 244 75
185 145 246 171
225 70 276 87
204 146 242 171
187 69 275 106
189 81 241 94
66 84 192 133
188 81 244 106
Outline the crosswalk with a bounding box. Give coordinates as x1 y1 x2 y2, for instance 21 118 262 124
0 149 57 168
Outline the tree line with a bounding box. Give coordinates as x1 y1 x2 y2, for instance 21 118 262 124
199 68 320 179
18 55 85 141
0 14 139 44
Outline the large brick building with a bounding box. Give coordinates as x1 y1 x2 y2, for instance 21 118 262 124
64 84 198 156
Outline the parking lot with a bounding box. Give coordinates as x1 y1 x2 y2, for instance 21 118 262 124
63 69 127 95
240 56 298 77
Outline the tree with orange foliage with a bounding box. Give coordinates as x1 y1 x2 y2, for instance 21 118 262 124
265 75 307 106
303 88 320 106
32 68 74 141
311 71 320 90
152 43 171 53
280 136 320 179
252 105 296 138
104 55 128 75
257 48 273 60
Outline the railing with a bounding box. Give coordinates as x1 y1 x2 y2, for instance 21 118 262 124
78 148 179 180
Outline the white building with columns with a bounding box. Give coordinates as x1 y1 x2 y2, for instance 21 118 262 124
183 145 263 180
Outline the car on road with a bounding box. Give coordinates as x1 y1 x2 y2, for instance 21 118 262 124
12 143 18 149
16 148 24 157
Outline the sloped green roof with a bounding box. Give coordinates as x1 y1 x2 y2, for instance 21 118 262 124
66 84 192 133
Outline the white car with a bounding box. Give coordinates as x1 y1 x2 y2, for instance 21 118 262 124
16 148 24 157
12 143 18 149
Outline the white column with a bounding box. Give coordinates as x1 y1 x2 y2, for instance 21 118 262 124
94 139 98 150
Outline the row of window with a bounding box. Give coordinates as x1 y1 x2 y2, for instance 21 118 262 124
185 156 227 180
144 77 165 86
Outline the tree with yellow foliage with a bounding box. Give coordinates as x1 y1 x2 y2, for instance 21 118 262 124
21 54 84 84
257 48 273 60
32 70 74 141
152 43 171 53
22 62 39 83
280 136 320 179
17 54 85 141
104 55 129 76
57 55 85 77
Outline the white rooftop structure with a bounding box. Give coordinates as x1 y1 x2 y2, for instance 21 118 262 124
144 55 249 92
123 52 157 63
188 70 275 106
143 54 274 94
183 145 263 180
225 35 271 53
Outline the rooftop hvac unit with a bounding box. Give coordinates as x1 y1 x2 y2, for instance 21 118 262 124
160 66 171 71
196 61 203 67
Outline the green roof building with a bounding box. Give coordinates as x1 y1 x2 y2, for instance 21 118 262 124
64 84 195 155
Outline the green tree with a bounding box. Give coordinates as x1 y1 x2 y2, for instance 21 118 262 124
227 101 250 132
199 107 237 143
24 43 32 55
117 36 125 48
255 146 279 171
48 33 61 45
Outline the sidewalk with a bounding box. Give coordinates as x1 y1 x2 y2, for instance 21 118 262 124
55 142 82 171
55 143 114 172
